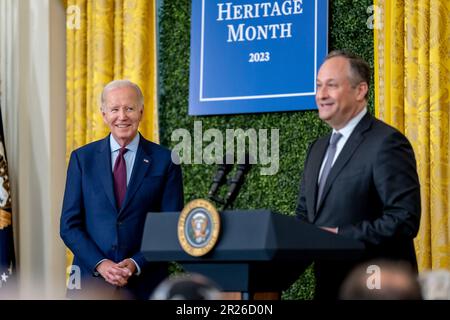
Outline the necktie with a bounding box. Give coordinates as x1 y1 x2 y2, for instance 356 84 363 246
316 132 342 208
113 147 128 209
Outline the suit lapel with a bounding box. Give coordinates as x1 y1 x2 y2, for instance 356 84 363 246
118 138 153 216
96 136 116 210
315 113 373 215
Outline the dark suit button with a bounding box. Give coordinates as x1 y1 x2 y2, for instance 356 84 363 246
117 221 122 226
112 245 117 250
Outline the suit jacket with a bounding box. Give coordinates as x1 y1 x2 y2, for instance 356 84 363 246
60 134 184 299
296 113 421 266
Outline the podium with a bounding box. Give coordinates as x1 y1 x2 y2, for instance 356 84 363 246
141 210 364 299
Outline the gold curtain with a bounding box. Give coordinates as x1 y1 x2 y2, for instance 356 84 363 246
374 0 450 270
66 0 159 269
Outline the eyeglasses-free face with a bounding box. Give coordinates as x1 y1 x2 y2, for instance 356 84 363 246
102 86 143 147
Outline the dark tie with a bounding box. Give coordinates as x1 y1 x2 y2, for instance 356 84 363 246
317 132 343 208
113 147 128 209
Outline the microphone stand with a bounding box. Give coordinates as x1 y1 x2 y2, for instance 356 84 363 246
208 154 252 211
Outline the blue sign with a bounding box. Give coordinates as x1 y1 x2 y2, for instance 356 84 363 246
189 0 329 115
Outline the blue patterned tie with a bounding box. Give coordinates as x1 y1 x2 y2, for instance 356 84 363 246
317 133 342 208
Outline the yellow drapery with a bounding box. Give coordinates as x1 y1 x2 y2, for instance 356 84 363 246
65 0 159 270
374 0 450 270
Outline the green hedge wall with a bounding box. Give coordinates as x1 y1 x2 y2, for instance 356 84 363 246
159 0 374 300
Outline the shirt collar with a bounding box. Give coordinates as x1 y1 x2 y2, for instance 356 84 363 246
110 133 140 153
333 107 367 139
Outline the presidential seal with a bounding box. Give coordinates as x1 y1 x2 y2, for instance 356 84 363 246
177 198 220 257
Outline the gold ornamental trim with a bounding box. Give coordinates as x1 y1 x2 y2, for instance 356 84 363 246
177 198 221 257
0 209 12 229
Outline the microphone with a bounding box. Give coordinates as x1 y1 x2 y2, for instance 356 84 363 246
207 156 233 200
223 154 252 209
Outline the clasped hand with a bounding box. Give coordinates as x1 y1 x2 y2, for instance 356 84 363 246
97 259 136 287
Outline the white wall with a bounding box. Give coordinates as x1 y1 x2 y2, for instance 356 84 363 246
0 0 66 298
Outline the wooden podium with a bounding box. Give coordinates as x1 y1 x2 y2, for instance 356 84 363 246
140 210 365 300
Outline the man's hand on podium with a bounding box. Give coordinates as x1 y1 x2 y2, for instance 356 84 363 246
320 226 338 234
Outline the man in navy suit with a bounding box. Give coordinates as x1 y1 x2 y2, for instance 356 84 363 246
60 80 184 299
296 51 421 300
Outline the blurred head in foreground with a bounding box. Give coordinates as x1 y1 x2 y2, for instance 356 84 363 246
150 273 223 300
419 269 450 300
339 259 422 300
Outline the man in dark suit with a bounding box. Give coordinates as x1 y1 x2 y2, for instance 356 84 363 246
296 51 421 300
60 80 184 299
